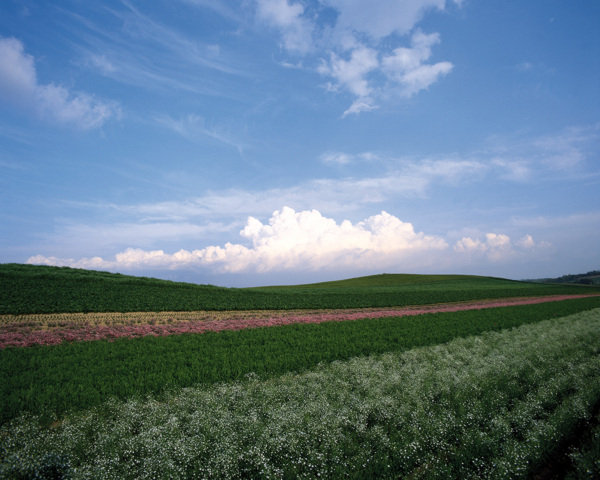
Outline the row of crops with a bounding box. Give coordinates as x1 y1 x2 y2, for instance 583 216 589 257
2 297 599 426
2 263 599 314
2 264 600 478
2 307 600 479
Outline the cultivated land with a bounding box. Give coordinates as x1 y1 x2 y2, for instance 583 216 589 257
1 263 600 479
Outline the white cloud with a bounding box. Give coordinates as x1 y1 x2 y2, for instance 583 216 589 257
319 151 378 165
53 221 226 249
110 156 485 221
28 207 448 273
532 126 592 170
320 152 354 165
511 211 600 230
491 158 532 182
319 46 379 97
60 155 488 235
381 30 453 96
318 31 453 112
256 0 313 54
406 158 487 185
256 0 459 114
155 114 246 153
87 54 117 75
486 124 600 181
454 232 544 262
0 36 119 129
453 236 486 253
181 0 241 21
72 3 245 101
0 37 37 98
343 98 379 117
516 234 535 248
321 0 452 39
28 206 551 279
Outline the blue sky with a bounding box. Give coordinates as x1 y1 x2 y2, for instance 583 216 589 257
1 0 599 287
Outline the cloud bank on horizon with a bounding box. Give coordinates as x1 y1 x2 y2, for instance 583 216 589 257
28 207 547 275
1 0 599 286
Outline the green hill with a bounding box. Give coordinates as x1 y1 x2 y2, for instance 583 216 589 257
1 263 598 315
525 269 600 286
252 272 511 289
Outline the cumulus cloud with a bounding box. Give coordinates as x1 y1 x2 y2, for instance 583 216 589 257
256 0 459 114
381 30 453 97
454 233 544 262
28 207 448 273
516 234 535 248
0 36 119 129
319 46 379 97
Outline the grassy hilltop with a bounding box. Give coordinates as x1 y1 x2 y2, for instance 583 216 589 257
1 263 599 315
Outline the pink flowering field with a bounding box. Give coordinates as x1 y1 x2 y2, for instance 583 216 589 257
1 294 598 349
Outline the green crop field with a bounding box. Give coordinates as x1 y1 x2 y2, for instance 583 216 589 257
1 264 600 479
1 263 598 314
2 297 599 425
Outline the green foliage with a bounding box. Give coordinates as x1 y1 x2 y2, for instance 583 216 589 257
2 309 599 479
566 424 600 480
2 297 599 425
2 263 599 314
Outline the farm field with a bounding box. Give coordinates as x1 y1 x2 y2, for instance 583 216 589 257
1 264 600 479
0 294 597 349
2 309 600 479
2 263 599 314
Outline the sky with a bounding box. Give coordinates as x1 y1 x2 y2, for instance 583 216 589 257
0 0 599 287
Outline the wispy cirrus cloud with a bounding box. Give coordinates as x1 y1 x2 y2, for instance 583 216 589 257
0 36 119 129
69 2 248 99
104 155 488 221
154 114 248 154
319 151 377 165
485 124 600 181
179 0 242 22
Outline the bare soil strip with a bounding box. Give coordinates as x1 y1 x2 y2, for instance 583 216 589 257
1 294 598 349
